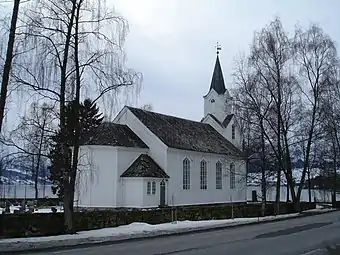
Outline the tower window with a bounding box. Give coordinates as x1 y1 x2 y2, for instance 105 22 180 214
210 99 215 103
232 124 235 140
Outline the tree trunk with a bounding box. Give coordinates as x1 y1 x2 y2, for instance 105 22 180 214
275 170 281 214
60 0 77 233
0 0 20 133
34 166 38 199
283 132 297 204
34 120 46 199
286 184 289 202
63 182 73 231
275 64 282 215
296 102 317 208
67 0 83 227
332 139 337 207
260 120 266 217
308 167 311 203
31 155 35 199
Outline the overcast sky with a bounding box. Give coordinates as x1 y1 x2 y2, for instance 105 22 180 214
2 0 340 130
109 0 340 121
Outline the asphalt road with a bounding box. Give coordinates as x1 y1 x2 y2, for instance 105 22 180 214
23 211 340 255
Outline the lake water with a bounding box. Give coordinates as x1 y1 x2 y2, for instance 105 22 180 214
247 185 340 203
1 184 339 203
0 184 56 199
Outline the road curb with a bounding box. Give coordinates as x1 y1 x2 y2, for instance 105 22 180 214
2 209 338 254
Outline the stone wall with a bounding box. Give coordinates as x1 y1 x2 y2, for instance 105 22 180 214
0 202 316 238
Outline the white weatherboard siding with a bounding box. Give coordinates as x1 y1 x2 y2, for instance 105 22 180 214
75 146 117 208
167 148 247 206
222 117 242 149
76 146 150 208
116 147 149 207
121 178 143 207
115 107 168 171
204 89 228 123
121 178 167 208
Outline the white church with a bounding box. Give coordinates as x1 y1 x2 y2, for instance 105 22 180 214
75 53 247 208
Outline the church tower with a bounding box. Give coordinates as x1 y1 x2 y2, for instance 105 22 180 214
202 44 241 149
203 44 233 123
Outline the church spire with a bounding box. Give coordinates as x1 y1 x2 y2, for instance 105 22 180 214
209 42 226 95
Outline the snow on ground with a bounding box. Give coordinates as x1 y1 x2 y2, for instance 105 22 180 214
304 208 335 213
0 213 302 245
33 206 63 213
0 206 63 214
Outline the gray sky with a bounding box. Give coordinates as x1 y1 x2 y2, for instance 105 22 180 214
2 0 340 131
111 0 340 121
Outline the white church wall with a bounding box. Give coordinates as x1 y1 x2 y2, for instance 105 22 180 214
115 107 169 172
167 148 247 206
116 147 149 206
75 146 118 208
121 178 143 208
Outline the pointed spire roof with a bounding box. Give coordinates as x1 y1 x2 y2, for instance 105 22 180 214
209 55 226 95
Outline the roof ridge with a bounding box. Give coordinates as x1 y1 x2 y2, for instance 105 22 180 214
127 106 209 126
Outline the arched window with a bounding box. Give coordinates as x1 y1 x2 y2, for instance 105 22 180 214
230 163 235 189
232 124 236 140
216 161 222 189
183 158 190 190
200 160 207 190
147 181 151 194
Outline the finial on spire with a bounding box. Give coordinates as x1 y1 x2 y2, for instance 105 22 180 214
215 41 222 55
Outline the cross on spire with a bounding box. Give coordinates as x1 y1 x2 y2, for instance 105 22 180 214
215 41 222 55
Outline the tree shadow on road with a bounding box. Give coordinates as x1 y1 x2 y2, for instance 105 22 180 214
326 245 340 255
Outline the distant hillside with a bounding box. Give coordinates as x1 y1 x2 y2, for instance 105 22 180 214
0 168 51 185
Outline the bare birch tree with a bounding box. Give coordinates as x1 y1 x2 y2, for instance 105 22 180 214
248 17 293 213
234 55 273 215
293 24 337 206
10 102 55 199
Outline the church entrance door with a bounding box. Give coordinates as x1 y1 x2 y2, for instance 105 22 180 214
160 180 166 207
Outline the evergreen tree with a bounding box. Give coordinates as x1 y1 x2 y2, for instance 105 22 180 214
49 99 103 199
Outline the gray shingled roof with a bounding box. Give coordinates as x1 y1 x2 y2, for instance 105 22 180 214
121 154 169 178
202 114 234 128
82 122 148 148
209 55 226 95
127 107 242 156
